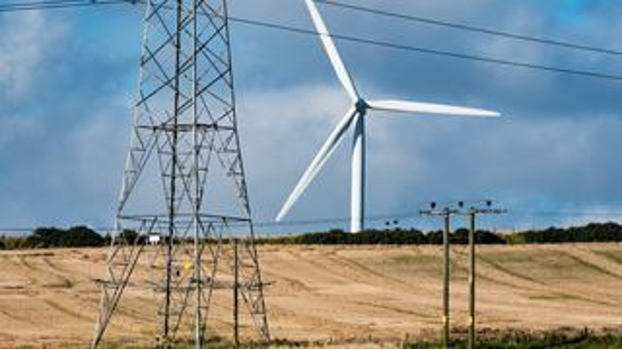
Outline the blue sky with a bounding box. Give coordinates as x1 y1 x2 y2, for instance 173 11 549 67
1 0 622 233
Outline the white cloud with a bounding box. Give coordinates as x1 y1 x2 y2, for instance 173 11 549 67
476 6 554 88
1 1 622 232
238 84 351 221
558 205 622 228
0 11 67 98
235 79 622 227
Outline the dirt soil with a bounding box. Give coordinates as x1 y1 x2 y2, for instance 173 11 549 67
1 243 622 348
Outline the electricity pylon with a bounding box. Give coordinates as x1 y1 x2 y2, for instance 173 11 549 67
91 0 269 347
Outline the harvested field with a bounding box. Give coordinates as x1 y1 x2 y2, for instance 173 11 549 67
1 243 622 348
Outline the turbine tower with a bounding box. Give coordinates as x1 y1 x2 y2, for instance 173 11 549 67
276 0 500 233
91 0 269 347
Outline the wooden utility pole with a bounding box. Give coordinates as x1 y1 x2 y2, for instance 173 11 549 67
442 209 451 348
465 203 506 349
233 238 240 347
420 203 457 348
233 239 240 349
421 200 506 349
468 210 476 349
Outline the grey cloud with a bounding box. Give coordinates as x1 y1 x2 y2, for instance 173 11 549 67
1 0 622 232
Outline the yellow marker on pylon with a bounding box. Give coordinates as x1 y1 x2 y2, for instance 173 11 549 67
183 256 193 272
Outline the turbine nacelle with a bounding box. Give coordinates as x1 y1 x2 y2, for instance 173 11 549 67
355 99 369 114
276 0 501 232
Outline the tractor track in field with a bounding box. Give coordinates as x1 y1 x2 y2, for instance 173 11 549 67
566 246 622 279
3 245 622 348
0 305 30 323
477 250 619 307
321 252 418 291
42 299 93 323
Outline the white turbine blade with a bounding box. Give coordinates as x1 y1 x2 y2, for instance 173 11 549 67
368 99 500 118
276 108 358 222
305 0 359 100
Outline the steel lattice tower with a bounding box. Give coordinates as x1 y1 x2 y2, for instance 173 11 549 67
91 0 270 347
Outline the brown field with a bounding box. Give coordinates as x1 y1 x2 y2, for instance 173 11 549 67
1 243 622 348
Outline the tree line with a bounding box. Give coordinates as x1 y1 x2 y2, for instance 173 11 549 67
0 226 107 250
2 222 622 250
256 222 622 245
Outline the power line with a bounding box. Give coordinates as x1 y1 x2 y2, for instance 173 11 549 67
2 0 622 83
3 0 83 5
315 0 622 57
5 0 622 59
0 0 132 12
0 211 419 233
2 208 622 233
227 16 622 83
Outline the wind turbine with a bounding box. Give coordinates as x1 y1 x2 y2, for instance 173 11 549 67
276 0 501 233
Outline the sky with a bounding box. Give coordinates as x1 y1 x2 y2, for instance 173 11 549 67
1 0 622 234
